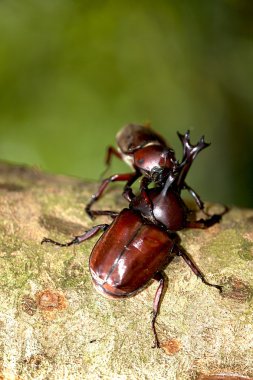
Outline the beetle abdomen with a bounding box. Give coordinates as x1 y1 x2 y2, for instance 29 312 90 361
116 124 167 153
89 209 173 298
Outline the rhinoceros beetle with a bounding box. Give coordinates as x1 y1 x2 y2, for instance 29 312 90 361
41 131 225 348
85 124 210 219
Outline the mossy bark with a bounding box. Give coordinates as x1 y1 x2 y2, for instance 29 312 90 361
0 161 252 380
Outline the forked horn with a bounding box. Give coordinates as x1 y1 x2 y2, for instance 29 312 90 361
176 130 210 188
177 130 210 164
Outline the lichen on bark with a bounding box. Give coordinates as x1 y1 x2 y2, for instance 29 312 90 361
0 161 252 380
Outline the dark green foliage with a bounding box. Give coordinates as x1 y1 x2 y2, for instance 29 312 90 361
0 1 252 206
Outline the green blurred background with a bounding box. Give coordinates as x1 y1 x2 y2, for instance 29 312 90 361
0 0 252 207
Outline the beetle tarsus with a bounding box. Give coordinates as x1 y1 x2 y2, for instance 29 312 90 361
186 214 222 229
122 187 135 202
41 236 79 247
86 209 119 219
41 224 109 248
175 248 222 292
85 207 95 220
199 275 223 293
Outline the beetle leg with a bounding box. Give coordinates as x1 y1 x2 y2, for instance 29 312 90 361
139 177 156 222
85 172 138 219
41 224 109 247
129 178 158 225
175 247 222 293
121 169 141 201
186 214 222 229
151 272 167 348
183 183 229 221
140 175 151 190
182 182 209 216
99 146 123 179
105 146 123 166
84 210 119 219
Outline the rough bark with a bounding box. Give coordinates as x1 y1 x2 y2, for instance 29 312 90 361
0 161 252 380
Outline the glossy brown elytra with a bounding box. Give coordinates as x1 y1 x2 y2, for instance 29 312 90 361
41 205 222 348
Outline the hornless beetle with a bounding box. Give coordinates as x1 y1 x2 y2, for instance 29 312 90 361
41 132 225 348
85 124 210 219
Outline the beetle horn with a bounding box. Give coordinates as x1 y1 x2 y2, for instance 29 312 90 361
177 130 210 164
176 131 210 188
160 172 176 196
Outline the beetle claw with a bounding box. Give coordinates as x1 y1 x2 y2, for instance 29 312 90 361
215 284 223 293
85 207 95 220
41 237 49 245
151 340 160 349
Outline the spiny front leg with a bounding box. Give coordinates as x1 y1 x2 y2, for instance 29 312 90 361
175 246 223 293
85 172 138 219
186 205 228 229
41 224 109 247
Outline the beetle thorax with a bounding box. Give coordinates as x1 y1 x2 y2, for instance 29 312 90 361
133 145 176 173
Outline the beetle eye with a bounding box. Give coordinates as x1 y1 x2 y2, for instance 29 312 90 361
138 158 144 164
